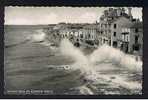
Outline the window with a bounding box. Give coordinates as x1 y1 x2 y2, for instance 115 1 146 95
105 31 107 35
109 30 111 33
80 34 83 38
105 24 107 28
101 31 103 35
133 44 139 51
101 24 103 28
113 32 116 37
108 24 111 27
113 41 117 47
92 35 94 39
135 36 139 44
114 24 117 29
135 45 139 51
135 28 139 33
103 39 105 43
120 12 122 16
88 34 91 38
126 35 129 42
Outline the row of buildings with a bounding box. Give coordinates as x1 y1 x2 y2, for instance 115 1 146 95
44 23 99 47
44 7 143 56
98 8 143 56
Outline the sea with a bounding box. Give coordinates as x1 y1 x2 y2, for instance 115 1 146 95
4 25 142 95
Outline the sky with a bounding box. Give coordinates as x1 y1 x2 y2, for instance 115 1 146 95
5 7 142 25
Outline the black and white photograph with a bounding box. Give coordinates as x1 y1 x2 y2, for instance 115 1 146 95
4 7 143 95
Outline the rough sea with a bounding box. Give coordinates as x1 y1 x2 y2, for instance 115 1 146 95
4 26 142 95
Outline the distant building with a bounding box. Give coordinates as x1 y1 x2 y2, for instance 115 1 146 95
83 24 97 41
53 23 98 47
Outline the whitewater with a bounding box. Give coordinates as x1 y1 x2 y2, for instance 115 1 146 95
59 39 142 95
27 30 142 95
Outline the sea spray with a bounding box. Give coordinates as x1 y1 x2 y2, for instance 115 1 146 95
89 44 142 92
59 39 87 63
89 44 142 72
59 39 142 94
59 39 96 76
89 44 124 64
120 54 142 72
29 29 46 42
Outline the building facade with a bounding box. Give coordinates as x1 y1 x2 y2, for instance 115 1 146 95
97 7 143 56
130 22 143 56
53 23 98 47
98 8 133 46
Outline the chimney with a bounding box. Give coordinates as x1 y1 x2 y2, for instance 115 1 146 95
128 8 132 17
128 8 133 20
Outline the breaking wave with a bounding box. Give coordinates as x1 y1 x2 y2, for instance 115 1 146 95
5 29 47 48
59 39 142 94
59 39 95 75
89 44 142 72
29 29 46 42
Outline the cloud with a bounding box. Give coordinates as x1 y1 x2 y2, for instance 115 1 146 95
5 18 29 25
4 7 142 25
63 12 98 23
80 12 97 19
78 12 98 23
37 13 58 24
5 12 58 25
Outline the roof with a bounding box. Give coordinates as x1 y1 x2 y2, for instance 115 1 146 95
120 23 133 28
111 16 132 24
131 22 143 28
83 24 97 28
